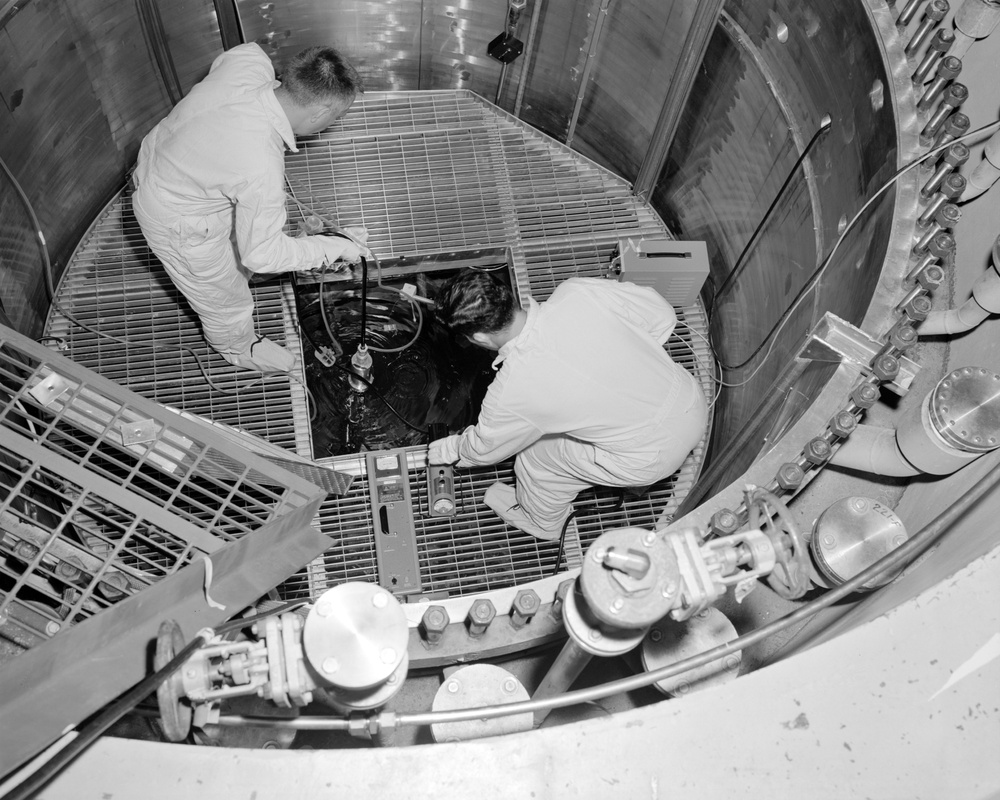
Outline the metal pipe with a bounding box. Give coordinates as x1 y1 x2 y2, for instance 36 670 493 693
531 637 595 727
633 0 726 199
829 424 920 476
513 0 544 118
950 0 1000 58
962 127 1000 200
565 0 613 147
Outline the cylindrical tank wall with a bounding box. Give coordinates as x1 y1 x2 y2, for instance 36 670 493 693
1 0 895 460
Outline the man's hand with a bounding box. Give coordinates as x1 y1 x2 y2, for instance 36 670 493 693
315 234 366 267
428 435 461 465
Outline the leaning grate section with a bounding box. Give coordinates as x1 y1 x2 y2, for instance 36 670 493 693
0 326 325 654
50 90 713 605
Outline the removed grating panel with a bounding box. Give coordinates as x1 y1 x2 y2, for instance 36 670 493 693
0 325 326 656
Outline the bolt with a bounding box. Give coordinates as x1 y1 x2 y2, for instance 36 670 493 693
642 531 657 547
661 581 678 598
851 498 870 513
710 509 739 536
260 741 280 750
45 621 60 636
610 597 625 614
502 678 518 694
649 628 663 643
851 382 880 409
592 547 607 563
466 599 496 637
588 628 603 642
893 535 907 547
420 605 450 645
776 462 805 491
803 437 832 465
510 589 540 629
675 680 691 695
185 669 197 679
725 655 741 672
871 354 900 383
316 601 332 617
447 680 461 694
822 534 837 550
372 592 389 609
381 647 397 665
830 410 859 438
322 657 339 675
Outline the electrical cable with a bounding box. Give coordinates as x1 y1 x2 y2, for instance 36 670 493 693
709 115 833 319
204 451 1000 732
715 118 1000 373
332 361 429 435
0 154 277 398
0 628 213 800
551 490 625 576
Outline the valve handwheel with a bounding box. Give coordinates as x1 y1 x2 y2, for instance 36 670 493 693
749 489 810 600
155 619 193 742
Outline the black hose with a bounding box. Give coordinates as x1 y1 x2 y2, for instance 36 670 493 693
710 118 832 319
2 629 211 800
359 255 368 349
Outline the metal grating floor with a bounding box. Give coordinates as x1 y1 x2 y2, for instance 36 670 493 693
47 90 714 602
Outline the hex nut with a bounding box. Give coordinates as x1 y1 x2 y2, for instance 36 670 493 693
551 579 574 619
510 589 540 629
420 605 450 645
901 294 932 321
829 410 859 438
710 508 739 536
466 599 496 637
775 462 805 491
802 437 832 465
851 382 881 409
872 354 900 382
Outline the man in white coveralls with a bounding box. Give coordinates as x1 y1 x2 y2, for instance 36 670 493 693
428 271 708 540
133 43 365 373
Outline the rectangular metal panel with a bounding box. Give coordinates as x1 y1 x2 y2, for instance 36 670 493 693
366 448 422 595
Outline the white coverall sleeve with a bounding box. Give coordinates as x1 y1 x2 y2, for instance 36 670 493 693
232 152 336 275
453 379 545 468
600 280 678 344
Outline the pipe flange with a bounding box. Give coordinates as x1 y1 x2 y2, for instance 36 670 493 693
579 527 681 629
929 367 1000 453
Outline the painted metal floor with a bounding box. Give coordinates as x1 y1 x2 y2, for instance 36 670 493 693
46 90 714 601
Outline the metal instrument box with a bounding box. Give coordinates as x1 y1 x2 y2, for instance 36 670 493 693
617 238 709 307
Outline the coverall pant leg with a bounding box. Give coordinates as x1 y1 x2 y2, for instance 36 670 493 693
132 192 258 361
513 379 708 534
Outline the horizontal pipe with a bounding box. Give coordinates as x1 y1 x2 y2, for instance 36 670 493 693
830 424 921 477
918 296 990 334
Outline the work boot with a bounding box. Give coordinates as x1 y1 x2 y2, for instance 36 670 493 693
483 482 570 542
221 336 296 373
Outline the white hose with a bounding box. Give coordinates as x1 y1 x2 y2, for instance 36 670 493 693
918 296 991 334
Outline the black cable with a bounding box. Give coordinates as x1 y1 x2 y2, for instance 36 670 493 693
332 361 428 435
551 490 625 576
710 117 832 319
359 255 369 349
716 118 1000 372
1 629 211 800
0 154 270 397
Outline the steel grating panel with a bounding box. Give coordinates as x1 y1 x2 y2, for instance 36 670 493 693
0 326 326 655
49 90 713 605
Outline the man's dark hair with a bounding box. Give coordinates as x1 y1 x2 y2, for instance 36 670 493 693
281 46 362 106
435 270 516 338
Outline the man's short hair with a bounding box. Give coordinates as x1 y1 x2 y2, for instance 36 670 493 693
435 270 516 338
280 46 362 107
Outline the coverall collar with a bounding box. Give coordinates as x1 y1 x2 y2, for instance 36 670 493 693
263 82 299 153
493 296 540 369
